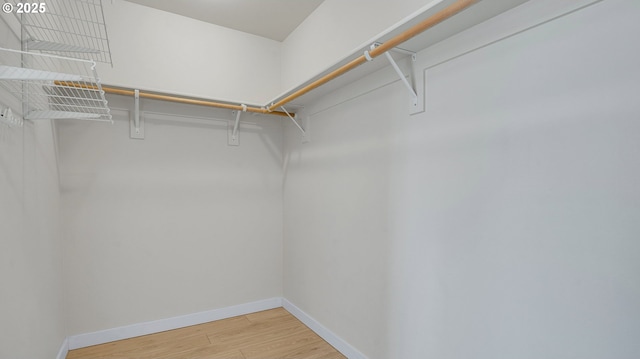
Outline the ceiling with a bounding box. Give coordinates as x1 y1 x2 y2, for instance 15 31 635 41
123 0 325 42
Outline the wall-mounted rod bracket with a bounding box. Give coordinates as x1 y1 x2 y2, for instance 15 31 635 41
281 106 305 136
364 49 373 62
228 104 246 146
383 51 418 106
130 89 144 139
373 42 424 114
134 89 140 131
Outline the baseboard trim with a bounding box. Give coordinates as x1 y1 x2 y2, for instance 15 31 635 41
56 337 69 359
282 298 368 359
65 297 366 358
67 297 282 350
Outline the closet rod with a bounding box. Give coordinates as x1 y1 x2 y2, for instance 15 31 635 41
55 81 292 117
100 86 294 117
267 0 477 112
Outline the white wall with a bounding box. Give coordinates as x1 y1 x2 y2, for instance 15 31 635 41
283 0 640 358
0 120 66 359
57 95 284 335
96 0 282 105
280 0 441 92
0 18 66 359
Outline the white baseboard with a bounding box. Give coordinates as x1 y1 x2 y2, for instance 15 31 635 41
64 297 365 359
282 298 368 359
56 337 69 359
67 297 282 350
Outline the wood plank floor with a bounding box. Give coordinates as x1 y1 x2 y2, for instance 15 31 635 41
66 308 347 359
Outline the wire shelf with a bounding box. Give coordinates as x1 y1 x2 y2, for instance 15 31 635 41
0 47 112 122
11 0 113 65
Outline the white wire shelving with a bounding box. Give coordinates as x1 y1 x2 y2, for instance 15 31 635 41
11 0 113 65
0 47 112 122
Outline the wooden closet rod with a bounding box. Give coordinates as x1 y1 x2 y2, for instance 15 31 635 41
267 0 477 112
55 81 291 117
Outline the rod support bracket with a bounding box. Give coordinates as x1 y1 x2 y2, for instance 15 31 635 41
228 106 243 146
364 50 373 62
383 51 418 107
130 89 144 139
281 106 308 142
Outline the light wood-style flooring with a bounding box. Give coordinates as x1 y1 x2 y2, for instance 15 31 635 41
66 308 346 359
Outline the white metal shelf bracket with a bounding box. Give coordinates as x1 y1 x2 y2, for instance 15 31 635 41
384 51 418 106
373 42 424 114
130 89 144 139
228 104 246 146
281 106 306 135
